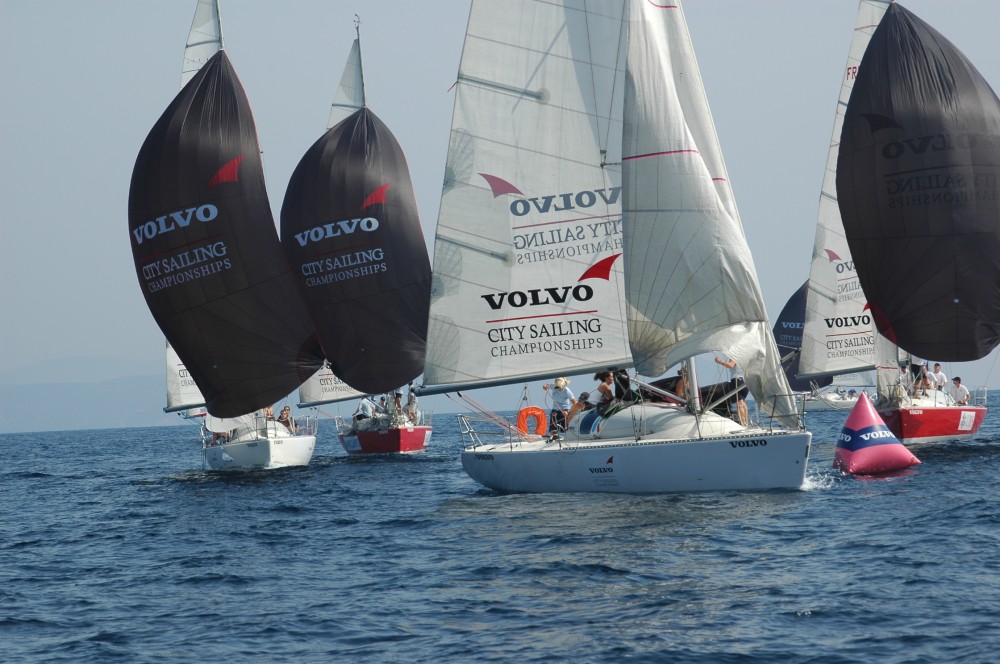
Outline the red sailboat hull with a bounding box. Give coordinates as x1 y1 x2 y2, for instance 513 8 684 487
878 406 987 444
338 425 432 455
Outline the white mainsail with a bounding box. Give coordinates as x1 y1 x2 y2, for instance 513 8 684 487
421 0 633 392
622 0 796 426
798 0 889 381
327 34 365 129
297 367 364 408
180 0 223 88
165 341 206 414
164 0 222 415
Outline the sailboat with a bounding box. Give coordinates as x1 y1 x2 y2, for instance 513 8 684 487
129 0 322 470
419 0 810 493
280 24 433 455
798 1 891 417
836 2 994 443
774 282 870 412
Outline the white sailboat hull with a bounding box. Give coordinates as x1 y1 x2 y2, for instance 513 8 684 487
801 392 862 412
203 426 316 471
461 405 811 493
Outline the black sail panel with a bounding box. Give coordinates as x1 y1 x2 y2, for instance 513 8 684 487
281 108 432 393
837 3 1000 361
773 281 829 393
128 51 323 417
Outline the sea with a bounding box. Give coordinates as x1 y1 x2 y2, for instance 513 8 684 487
3 394 1000 663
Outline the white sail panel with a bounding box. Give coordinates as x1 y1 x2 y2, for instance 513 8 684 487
422 0 633 391
204 413 255 434
622 0 796 425
297 367 365 407
169 0 218 416
798 1 889 380
327 38 366 129
180 0 223 88
165 341 206 413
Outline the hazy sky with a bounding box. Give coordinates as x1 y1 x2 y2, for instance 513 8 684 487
2 0 998 416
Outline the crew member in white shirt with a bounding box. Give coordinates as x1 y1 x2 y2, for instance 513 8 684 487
930 363 947 390
946 376 970 405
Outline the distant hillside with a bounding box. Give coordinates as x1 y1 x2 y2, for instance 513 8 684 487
0 356 161 385
0 374 179 434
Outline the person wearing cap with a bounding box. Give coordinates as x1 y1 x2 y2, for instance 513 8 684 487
542 377 576 439
946 376 970 405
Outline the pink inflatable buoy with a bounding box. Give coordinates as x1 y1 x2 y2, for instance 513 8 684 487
833 392 920 475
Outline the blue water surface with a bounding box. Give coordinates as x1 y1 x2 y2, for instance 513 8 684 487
3 394 1000 663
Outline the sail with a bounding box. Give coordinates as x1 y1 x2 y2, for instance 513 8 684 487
180 0 223 88
297 367 365 408
164 0 218 417
165 341 206 413
771 282 830 393
129 50 324 417
281 108 431 393
420 0 633 393
622 0 797 426
838 2 1000 361
327 37 365 129
798 0 889 381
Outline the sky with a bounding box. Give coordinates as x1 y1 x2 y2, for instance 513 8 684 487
1 0 999 421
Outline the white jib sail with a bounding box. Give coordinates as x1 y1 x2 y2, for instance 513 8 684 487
798 1 890 381
422 0 633 392
622 0 797 426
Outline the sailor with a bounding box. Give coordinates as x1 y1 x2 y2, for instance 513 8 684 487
946 377 970 405
930 363 948 390
715 356 748 426
277 406 295 432
404 391 421 425
542 376 576 439
355 395 377 422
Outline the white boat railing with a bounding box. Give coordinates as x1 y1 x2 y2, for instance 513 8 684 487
458 413 535 450
971 386 989 408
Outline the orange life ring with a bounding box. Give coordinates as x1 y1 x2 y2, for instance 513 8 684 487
516 406 547 436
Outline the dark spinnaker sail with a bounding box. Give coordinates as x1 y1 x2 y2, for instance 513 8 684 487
128 51 323 417
281 108 431 393
773 281 830 393
837 3 1000 361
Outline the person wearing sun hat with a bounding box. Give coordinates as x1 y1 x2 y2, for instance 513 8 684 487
542 376 576 439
